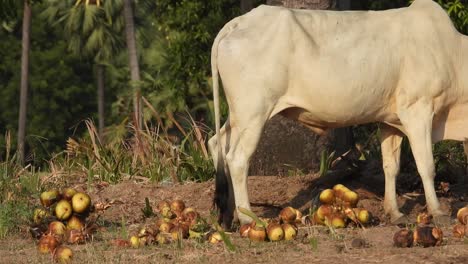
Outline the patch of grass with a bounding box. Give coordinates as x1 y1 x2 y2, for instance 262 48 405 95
309 236 319 252
0 201 31 238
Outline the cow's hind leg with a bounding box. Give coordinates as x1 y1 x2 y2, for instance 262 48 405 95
208 121 235 227
398 100 449 224
225 115 268 225
379 124 406 224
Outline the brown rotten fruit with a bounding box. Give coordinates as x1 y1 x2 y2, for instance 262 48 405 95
279 207 297 224
170 200 186 213
66 229 85 244
316 205 333 221
248 222 267 242
457 206 468 225
453 224 466 238
393 229 414 248
239 223 251 238
416 212 433 225
48 221 66 240
38 234 59 254
414 226 443 247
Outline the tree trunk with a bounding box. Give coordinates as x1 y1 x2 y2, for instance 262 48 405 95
123 0 142 129
241 0 253 14
17 0 31 164
96 64 105 140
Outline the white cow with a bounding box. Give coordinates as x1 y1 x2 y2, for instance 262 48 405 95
208 0 468 226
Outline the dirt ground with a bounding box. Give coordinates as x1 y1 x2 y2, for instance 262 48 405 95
1 172 467 264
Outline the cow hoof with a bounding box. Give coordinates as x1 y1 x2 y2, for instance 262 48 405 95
390 215 410 225
433 215 452 226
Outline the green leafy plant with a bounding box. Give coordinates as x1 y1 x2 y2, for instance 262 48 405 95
319 150 336 177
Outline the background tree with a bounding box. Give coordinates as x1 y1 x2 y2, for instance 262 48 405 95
18 0 33 164
123 0 142 129
42 0 125 139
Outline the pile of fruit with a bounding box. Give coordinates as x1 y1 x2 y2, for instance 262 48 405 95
31 188 95 263
237 206 301 242
453 206 468 238
393 212 444 248
123 199 216 247
307 184 370 228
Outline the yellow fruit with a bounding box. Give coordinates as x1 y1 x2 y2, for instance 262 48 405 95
266 223 284 241
342 191 359 207
282 223 298 240
319 189 335 204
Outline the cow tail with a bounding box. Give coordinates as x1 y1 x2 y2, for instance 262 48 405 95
211 21 234 221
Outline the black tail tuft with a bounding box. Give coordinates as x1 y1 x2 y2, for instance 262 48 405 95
213 157 229 224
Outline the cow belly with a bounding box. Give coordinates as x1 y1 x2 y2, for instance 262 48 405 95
432 103 468 142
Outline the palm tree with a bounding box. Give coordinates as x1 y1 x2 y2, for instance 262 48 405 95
18 0 32 164
123 0 142 129
42 0 125 139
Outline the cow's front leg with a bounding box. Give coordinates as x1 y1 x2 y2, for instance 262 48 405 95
380 124 406 223
398 100 449 224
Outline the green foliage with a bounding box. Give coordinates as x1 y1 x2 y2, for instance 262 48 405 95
141 0 239 126
0 133 37 238
41 0 125 62
437 0 468 34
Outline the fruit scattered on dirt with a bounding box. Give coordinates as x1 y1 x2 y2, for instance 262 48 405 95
413 226 443 247
450 206 468 239
38 234 59 254
310 184 372 228
53 246 73 264
266 223 284 241
279 207 297 224
416 212 433 226
393 229 414 248
71 192 91 214
31 188 98 259
282 223 297 241
55 200 73 221
208 232 223 244
248 222 267 242
452 224 466 238
456 206 468 225
239 223 251 238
